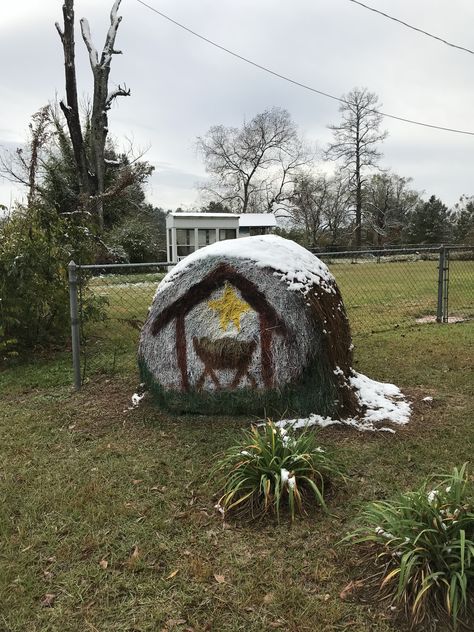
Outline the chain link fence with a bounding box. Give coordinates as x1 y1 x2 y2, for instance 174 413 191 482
71 245 473 386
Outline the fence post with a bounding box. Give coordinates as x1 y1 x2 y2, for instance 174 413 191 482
68 260 82 390
436 245 447 323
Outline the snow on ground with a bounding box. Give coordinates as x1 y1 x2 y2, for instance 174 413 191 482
156 235 335 297
274 371 411 434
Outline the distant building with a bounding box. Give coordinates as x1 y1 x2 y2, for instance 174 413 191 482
166 212 277 263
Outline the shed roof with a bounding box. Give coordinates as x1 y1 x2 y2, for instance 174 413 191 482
238 213 277 227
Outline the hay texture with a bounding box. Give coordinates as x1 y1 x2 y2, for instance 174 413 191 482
138 235 359 417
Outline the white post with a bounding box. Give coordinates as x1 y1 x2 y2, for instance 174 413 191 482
194 227 199 252
172 227 177 262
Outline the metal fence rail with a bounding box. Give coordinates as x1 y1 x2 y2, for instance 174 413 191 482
69 245 474 387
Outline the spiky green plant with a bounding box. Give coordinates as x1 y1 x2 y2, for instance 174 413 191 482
214 421 343 522
346 464 474 629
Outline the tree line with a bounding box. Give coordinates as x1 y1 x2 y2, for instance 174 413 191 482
197 91 474 249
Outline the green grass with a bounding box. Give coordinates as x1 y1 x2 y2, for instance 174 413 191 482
80 259 473 379
1 318 473 631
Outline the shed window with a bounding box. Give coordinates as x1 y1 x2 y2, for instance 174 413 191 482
198 229 217 247
219 229 237 241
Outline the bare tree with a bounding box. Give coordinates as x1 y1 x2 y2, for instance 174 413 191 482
288 171 351 247
363 172 419 246
197 108 311 213
0 106 51 207
55 0 130 229
326 87 387 248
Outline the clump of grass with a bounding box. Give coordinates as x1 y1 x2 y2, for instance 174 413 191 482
214 421 343 522
347 464 474 629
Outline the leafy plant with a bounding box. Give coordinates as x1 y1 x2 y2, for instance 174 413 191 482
214 421 343 522
346 464 474 629
0 205 104 354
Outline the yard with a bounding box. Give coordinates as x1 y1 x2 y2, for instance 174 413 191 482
1 260 473 631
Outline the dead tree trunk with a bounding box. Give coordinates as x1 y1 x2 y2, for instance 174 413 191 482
55 0 91 199
56 0 129 231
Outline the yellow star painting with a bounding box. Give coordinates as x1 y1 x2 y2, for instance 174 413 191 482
208 283 251 331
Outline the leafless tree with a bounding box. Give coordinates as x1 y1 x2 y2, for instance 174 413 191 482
55 0 130 229
364 173 420 246
288 171 351 247
197 108 312 213
326 87 387 247
0 106 51 207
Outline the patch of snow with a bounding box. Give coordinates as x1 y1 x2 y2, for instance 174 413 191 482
349 372 411 426
280 468 289 486
131 392 145 407
156 235 335 297
422 396 433 402
427 490 438 504
274 371 411 434
375 526 396 540
238 213 277 228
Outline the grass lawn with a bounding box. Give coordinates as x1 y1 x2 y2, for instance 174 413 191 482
1 314 473 630
81 258 473 379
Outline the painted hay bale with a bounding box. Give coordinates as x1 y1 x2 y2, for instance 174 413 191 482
138 235 359 417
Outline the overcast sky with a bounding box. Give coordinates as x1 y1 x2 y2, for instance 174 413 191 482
1 0 473 211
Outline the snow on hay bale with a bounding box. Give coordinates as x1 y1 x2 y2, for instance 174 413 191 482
138 235 360 416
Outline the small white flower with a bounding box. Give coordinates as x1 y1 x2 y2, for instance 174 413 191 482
445 486 452 493
214 503 225 516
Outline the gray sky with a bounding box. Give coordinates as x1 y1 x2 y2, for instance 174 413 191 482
1 0 473 211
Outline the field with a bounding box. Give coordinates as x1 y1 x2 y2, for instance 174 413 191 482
1 259 473 631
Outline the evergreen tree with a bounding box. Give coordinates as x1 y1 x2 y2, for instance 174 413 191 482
403 195 452 244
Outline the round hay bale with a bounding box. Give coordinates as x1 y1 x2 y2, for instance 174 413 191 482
138 235 359 417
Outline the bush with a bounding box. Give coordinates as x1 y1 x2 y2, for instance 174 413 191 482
0 206 103 354
214 421 343 522
106 212 166 263
347 464 474 629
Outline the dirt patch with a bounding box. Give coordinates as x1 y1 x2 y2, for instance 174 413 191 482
415 314 466 324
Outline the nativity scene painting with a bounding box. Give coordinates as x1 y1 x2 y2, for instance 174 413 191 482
138 235 359 417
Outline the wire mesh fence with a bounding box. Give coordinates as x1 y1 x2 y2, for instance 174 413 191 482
74 246 474 385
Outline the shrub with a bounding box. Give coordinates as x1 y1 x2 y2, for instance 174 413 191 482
0 205 104 354
214 421 343 522
106 212 166 263
347 464 474 629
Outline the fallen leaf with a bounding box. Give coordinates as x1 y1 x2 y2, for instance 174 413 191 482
340 579 364 601
132 479 143 485
126 545 140 568
99 559 108 570
263 592 274 604
41 593 56 607
166 569 179 579
214 574 225 584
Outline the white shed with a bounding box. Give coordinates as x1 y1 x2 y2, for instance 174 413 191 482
166 212 276 263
